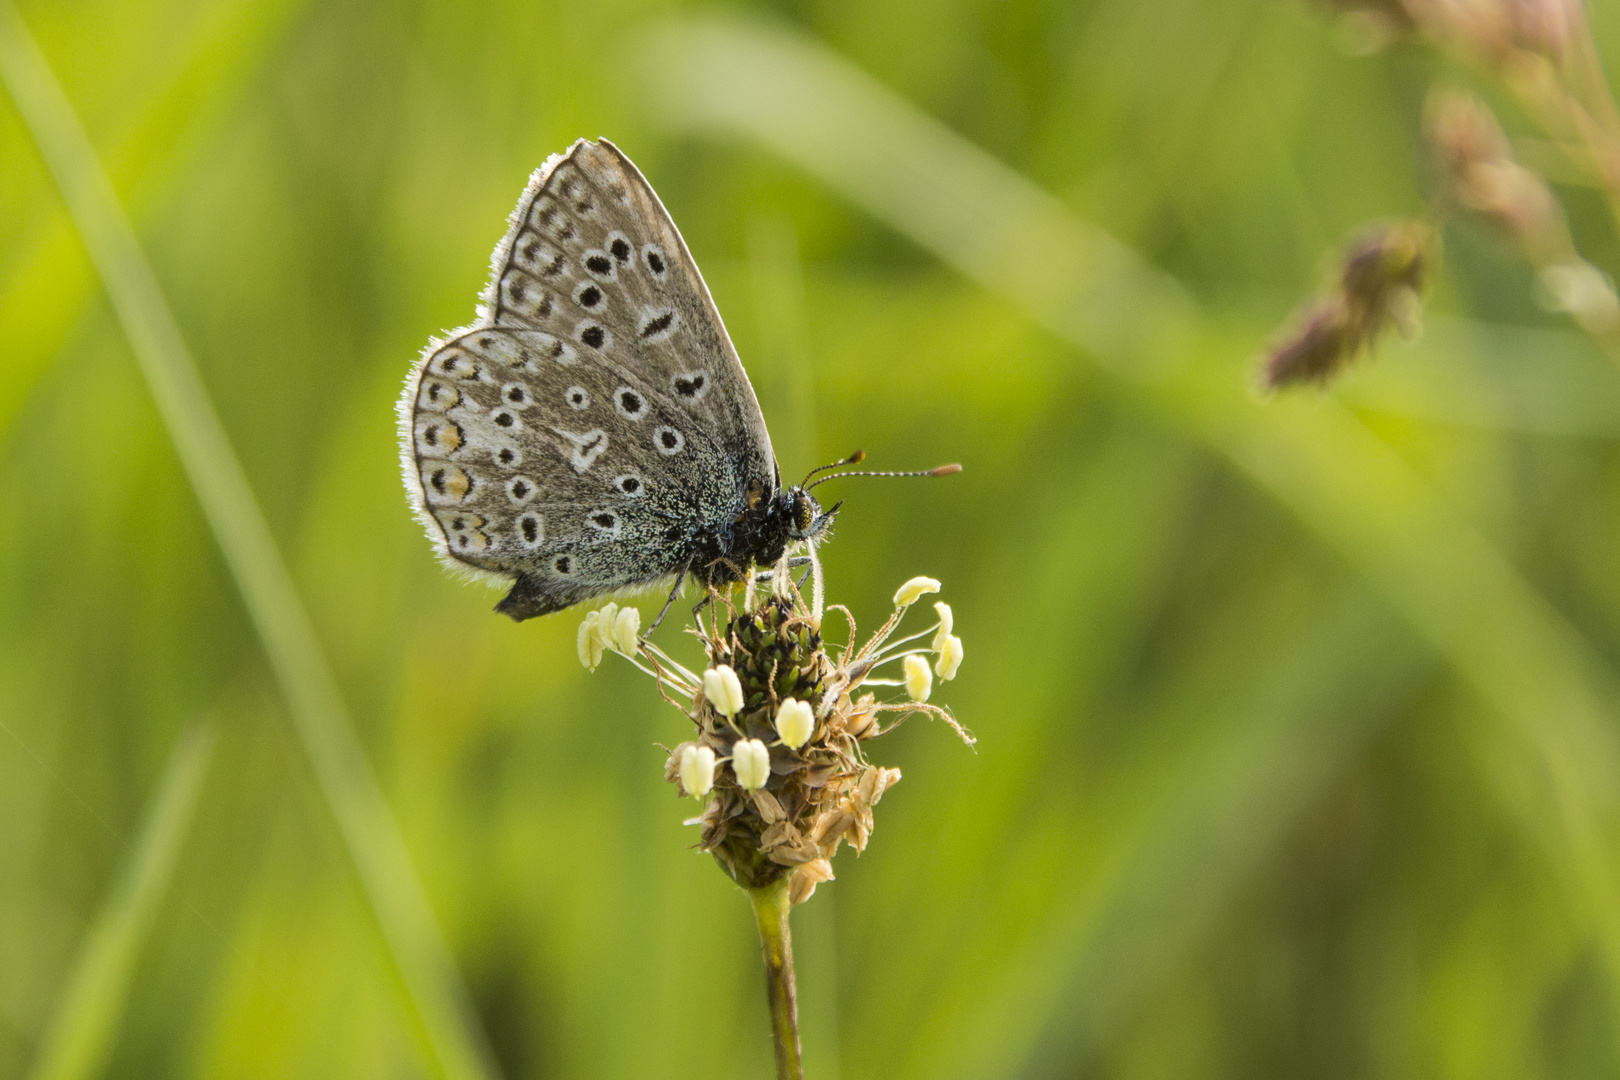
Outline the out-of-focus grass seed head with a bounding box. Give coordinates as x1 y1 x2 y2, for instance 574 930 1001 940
1262 220 1437 389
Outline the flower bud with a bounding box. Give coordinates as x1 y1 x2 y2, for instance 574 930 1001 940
733 738 771 790
936 634 964 681
931 601 953 652
577 610 605 671
904 654 933 702
893 576 941 607
703 665 745 717
775 697 815 750
679 744 716 798
610 606 641 654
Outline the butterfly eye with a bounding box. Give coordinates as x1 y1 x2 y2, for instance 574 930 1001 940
795 493 817 532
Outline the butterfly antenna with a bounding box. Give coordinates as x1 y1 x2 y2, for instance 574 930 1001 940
805 462 962 492
800 450 866 487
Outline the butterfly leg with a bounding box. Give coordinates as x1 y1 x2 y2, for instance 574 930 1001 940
749 556 812 584
645 571 686 636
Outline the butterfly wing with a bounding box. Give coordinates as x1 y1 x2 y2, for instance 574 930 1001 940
399 139 777 619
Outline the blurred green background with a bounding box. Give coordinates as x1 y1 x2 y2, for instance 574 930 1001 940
9 0 1620 1077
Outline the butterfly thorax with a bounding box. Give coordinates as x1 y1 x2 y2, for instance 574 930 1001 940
689 483 829 589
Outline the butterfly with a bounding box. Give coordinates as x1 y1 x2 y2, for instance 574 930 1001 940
398 138 840 623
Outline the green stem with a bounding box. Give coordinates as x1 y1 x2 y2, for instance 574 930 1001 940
749 878 804 1080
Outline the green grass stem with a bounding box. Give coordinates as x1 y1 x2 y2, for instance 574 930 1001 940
0 6 497 1078
26 724 215 1080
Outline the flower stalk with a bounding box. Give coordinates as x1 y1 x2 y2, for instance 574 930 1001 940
581 565 971 1077
749 875 803 1080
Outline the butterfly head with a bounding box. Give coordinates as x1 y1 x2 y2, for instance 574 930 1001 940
786 487 839 542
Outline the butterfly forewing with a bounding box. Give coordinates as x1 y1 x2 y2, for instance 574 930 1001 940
400 139 777 617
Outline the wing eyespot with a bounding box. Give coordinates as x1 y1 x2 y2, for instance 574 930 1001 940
641 243 668 280
654 426 685 456
614 387 649 421
517 512 544 548
582 249 617 281
671 371 708 400
506 476 538 506
577 322 609 349
638 308 679 343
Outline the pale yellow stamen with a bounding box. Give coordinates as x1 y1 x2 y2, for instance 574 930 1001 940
733 738 771 790
680 745 716 797
893 576 941 607
703 665 745 717
775 698 815 750
904 654 933 702
936 635 963 681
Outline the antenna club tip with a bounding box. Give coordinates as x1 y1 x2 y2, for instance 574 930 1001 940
929 464 963 477
850 449 866 464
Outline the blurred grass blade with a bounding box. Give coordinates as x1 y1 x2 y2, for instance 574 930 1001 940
643 19 1198 377
0 7 498 1078
748 216 820 477
646 15 1620 1059
919 597 1423 1079
26 724 215 1080
0 0 308 442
